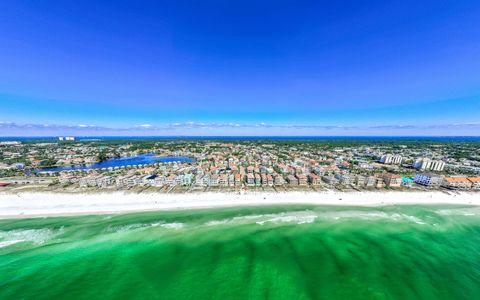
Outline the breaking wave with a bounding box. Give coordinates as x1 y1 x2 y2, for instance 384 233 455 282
106 221 184 233
316 211 427 224
205 210 430 226
206 211 318 226
0 227 64 248
436 207 480 217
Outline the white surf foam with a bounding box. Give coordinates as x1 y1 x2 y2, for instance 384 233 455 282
0 240 25 248
0 227 63 246
316 211 426 224
106 221 184 233
205 211 319 226
160 222 184 229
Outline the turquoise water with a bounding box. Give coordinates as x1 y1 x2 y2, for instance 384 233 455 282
1 205 480 299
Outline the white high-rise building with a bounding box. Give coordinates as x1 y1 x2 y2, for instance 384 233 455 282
379 154 402 164
413 158 445 171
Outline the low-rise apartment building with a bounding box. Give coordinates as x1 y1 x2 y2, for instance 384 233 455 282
414 173 443 187
442 177 472 190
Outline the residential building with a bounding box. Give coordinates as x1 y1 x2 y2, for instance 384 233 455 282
364 176 377 187
381 173 402 187
414 173 444 187
255 173 261 186
246 173 255 186
335 174 354 185
375 176 385 188
234 174 243 186
219 174 229 186
209 174 220 186
322 175 338 185
380 154 402 164
442 177 472 190
413 158 445 171
286 175 298 185
468 177 480 190
273 174 284 185
355 175 366 187
296 174 308 186
308 173 322 186
183 174 193 185
266 174 274 185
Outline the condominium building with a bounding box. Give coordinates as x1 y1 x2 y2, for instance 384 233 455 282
413 158 445 171
414 173 444 187
379 154 402 164
442 177 472 190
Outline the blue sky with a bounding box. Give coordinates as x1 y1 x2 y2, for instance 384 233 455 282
1 0 479 136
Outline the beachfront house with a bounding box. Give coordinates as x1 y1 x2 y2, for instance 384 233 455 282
335 174 354 185
219 174 229 186
247 173 255 186
266 174 274 186
322 175 338 185
308 173 322 186
375 176 385 188
182 174 193 185
296 174 308 186
154 175 166 186
255 174 261 186
364 176 377 187
274 174 284 185
234 174 243 186
286 175 298 185
355 175 366 186
381 173 402 187
209 174 220 186
165 174 177 186
143 174 156 185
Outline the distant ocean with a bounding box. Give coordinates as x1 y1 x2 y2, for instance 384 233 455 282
1 136 480 141
1 205 480 299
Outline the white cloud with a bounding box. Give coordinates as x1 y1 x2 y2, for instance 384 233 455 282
135 124 153 128
1 121 479 135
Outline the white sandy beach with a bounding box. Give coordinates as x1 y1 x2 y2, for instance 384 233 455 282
0 191 479 218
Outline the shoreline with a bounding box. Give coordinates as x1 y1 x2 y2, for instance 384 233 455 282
0 190 479 219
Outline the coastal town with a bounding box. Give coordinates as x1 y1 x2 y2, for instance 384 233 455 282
1 138 479 193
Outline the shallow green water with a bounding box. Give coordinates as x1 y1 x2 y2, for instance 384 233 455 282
1 205 480 299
